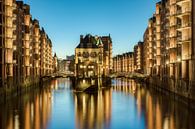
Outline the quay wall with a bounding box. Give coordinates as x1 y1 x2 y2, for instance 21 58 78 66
146 76 195 105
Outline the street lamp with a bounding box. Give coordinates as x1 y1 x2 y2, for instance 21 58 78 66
177 57 181 62
166 60 169 65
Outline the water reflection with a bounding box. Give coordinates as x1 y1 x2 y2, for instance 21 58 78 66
0 81 53 129
0 78 195 129
74 90 112 129
112 78 137 94
112 78 195 129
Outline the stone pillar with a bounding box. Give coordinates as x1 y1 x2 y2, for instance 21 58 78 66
7 64 13 88
175 64 178 80
157 66 160 75
178 62 182 79
170 64 173 77
182 61 187 79
189 60 195 81
193 0 195 59
27 67 30 77
191 0 195 81
174 64 177 79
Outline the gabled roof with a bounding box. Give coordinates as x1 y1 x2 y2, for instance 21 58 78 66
76 34 100 48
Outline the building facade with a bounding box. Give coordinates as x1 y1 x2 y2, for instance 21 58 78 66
101 35 113 75
0 0 17 88
113 52 134 74
143 0 195 99
0 0 54 90
40 28 53 76
112 0 195 100
134 41 144 73
143 28 149 75
113 40 144 74
57 59 74 74
53 53 58 73
75 34 112 78
75 34 104 78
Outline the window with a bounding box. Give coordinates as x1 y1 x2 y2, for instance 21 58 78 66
0 3 2 12
0 27 2 35
0 64 2 85
90 52 97 58
83 52 89 58
0 37 2 46
0 14 2 23
25 25 30 33
0 48 2 61
78 52 81 57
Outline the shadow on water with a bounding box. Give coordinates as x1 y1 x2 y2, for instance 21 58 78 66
0 78 195 129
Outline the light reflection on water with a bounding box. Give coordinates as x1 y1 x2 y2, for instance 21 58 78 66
0 78 195 129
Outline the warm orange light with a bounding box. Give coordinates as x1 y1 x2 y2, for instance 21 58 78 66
177 57 181 62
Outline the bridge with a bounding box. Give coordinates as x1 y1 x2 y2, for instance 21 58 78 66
40 72 74 80
41 72 111 93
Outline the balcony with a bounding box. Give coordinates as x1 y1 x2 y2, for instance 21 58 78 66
169 32 176 37
24 42 30 49
34 54 39 60
5 40 13 49
12 24 16 29
169 42 177 49
13 45 16 51
169 23 177 28
5 50 13 64
176 9 182 15
23 34 30 41
182 22 191 28
176 0 190 4
34 44 39 49
176 24 182 29
149 54 153 59
24 49 30 56
165 23 170 28
156 50 161 56
182 54 191 60
12 14 17 19
166 12 170 17
12 35 16 40
13 60 16 64
34 49 39 54
169 46 177 51
177 22 191 31
176 8 191 17
170 59 177 64
182 37 191 42
12 3 17 9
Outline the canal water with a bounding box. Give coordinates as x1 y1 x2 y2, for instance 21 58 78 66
0 78 195 129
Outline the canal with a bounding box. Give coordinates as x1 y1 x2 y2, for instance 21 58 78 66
0 78 195 129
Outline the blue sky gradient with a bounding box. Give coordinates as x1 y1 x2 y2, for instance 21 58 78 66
23 0 159 58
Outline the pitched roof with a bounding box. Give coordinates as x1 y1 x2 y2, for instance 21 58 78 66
76 34 99 48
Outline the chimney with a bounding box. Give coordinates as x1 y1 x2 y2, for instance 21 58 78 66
80 35 83 42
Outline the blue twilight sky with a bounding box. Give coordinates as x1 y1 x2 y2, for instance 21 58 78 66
23 0 159 58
